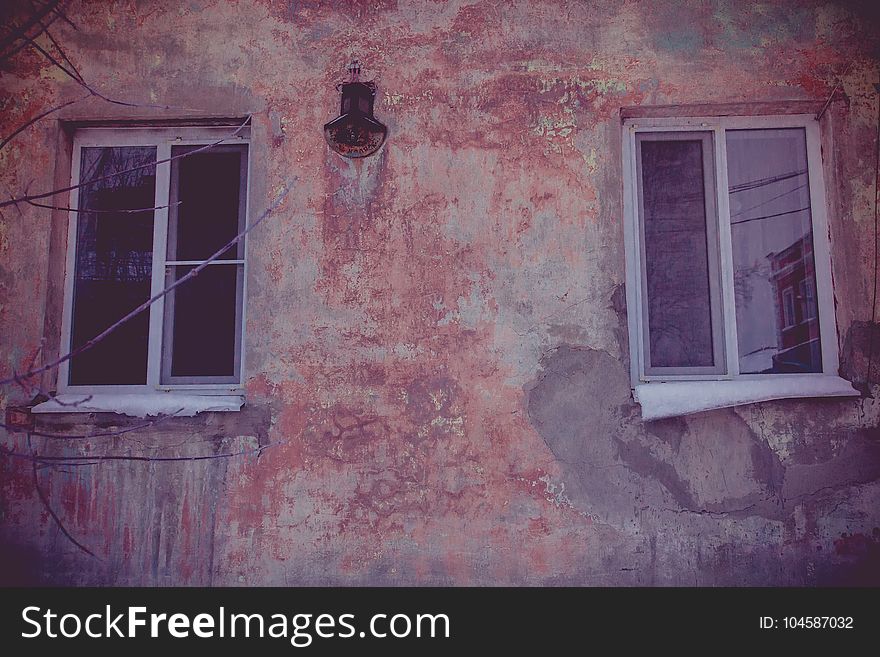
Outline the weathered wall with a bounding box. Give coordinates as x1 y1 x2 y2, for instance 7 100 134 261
1 0 879 585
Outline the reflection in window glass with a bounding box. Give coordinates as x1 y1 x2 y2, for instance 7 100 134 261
727 128 822 373
639 138 715 368
69 146 156 385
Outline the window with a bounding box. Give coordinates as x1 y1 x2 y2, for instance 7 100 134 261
622 114 857 419
38 126 250 415
782 287 796 329
801 278 817 321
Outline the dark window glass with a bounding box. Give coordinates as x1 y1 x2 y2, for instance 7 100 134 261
164 264 241 379
639 139 715 368
69 146 156 385
168 146 246 261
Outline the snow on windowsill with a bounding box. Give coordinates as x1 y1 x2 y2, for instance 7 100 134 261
634 375 859 421
31 393 245 418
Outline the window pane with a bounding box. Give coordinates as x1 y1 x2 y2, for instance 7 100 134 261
639 138 716 368
69 146 156 385
163 264 241 380
727 128 822 374
168 145 246 261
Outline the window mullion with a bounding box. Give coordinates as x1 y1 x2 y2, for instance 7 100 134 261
165 259 245 266
714 126 740 377
57 143 84 392
146 142 172 388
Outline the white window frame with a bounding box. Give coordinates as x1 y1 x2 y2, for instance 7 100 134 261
622 114 858 419
35 126 251 415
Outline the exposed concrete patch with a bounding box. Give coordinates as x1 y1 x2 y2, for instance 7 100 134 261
840 320 880 393
645 415 686 453
525 345 793 522
524 345 674 522
782 432 880 502
526 382 880 584
609 282 629 362
665 410 785 519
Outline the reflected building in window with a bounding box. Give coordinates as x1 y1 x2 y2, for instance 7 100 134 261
766 234 821 373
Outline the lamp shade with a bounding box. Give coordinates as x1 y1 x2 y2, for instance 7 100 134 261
324 76 387 158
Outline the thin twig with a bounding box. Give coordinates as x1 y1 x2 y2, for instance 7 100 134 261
23 31 130 106
815 61 854 122
0 96 85 152
5 362 94 408
865 78 880 397
48 2 78 31
30 2 85 84
0 5 64 62
27 434 98 558
0 0 63 54
37 393 91 407
0 116 251 209
0 178 293 386
4 3 211 114
26 199 182 214
4 441 278 463
1 409 183 440
18 25 209 113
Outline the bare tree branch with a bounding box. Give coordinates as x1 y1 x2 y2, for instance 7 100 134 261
1 1 226 160
16 20 215 113
0 0 63 55
29 1 85 84
5 343 96 408
1 177 293 387
27 434 99 558
4 441 278 464
25 198 182 214
0 2 279 565
0 95 86 152
48 2 78 31
0 116 251 209
1 407 186 441
0 5 65 62
22 29 132 106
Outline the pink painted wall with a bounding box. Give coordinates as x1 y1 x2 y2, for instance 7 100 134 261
1 0 879 585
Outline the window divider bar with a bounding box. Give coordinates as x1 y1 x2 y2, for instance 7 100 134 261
56 143 83 392
698 131 728 376
237 133 252 388
623 125 645 383
146 143 172 388
714 126 740 378
165 259 245 266
633 132 652 376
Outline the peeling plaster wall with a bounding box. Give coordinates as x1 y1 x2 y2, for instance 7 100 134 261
1 0 879 585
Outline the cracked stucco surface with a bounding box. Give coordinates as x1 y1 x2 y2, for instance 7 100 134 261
0 0 879 585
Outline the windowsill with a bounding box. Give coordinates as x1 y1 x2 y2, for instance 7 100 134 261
634 375 859 421
31 393 245 418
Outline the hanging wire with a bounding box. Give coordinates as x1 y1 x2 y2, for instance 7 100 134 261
865 77 880 397
815 61 854 122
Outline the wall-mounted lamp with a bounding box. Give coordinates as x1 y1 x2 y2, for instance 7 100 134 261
323 61 387 158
